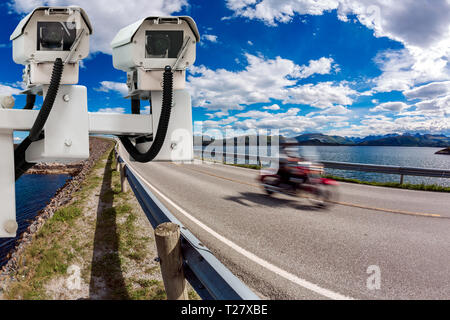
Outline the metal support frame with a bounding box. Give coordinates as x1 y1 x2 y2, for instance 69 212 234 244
0 86 194 239
0 109 153 136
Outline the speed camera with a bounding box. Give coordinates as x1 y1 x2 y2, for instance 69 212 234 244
10 6 93 87
111 16 200 96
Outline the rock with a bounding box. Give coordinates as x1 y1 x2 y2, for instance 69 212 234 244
435 147 450 155
29 225 37 234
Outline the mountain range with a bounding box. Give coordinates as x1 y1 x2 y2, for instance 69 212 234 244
294 133 450 147
198 133 450 147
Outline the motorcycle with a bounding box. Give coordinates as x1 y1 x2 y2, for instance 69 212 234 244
259 159 339 207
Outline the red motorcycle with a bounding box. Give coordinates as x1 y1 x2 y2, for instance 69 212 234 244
259 159 339 207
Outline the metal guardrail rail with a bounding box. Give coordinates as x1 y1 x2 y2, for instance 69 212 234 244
115 150 259 300
194 149 450 182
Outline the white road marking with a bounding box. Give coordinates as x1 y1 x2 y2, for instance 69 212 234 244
122 156 354 300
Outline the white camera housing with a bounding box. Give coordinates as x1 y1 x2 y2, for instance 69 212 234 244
10 6 93 87
111 16 200 96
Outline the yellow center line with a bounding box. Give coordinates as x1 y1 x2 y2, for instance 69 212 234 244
170 163 444 219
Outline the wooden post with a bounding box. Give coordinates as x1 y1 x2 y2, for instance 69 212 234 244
154 222 188 300
115 157 120 172
120 163 129 193
400 174 404 185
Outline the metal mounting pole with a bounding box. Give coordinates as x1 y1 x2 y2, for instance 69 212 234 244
0 130 18 238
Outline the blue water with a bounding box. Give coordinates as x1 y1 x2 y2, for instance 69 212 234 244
197 145 450 186
0 174 70 267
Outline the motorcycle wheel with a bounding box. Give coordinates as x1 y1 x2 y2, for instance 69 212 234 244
264 186 274 195
261 176 279 196
308 184 334 207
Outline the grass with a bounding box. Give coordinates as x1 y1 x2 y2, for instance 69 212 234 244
324 175 450 192
52 207 82 225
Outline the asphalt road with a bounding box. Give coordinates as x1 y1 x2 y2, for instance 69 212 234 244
121 151 450 299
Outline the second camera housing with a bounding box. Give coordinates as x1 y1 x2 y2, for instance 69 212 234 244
111 16 200 97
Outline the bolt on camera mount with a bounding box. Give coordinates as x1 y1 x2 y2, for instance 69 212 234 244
0 7 199 238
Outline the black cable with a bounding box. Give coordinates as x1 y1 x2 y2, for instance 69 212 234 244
28 58 64 142
119 65 173 163
23 94 36 110
14 58 64 181
131 98 140 114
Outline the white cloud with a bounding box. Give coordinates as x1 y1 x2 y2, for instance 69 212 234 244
404 81 450 100
202 34 218 43
95 107 125 113
187 54 345 110
285 81 357 108
235 109 298 119
225 0 339 26
319 105 351 115
293 57 336 79
96 81 128 96
199 107 350 136
0 84 21 95
335 1 450 49
414 95 450 115
262 104 280 110
372 49 450 93
10 0 188 53
205 111 230 118
329 115 450 137
370 101 409 113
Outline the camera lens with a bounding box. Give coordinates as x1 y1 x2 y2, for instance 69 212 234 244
146 34 171 57
37 22 76 51
41 24 64 49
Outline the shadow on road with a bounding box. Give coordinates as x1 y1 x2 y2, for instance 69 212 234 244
89 150 129 299
224 191 323 211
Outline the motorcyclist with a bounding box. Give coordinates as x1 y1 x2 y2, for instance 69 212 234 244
277 138 307 189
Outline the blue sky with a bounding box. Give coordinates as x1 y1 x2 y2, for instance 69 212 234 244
1 0 449 140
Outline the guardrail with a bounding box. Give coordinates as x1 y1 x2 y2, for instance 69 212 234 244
194 149 450 184
114 148 259 300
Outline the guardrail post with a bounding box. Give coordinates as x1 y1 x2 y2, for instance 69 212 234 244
400 174 404 185
120 163 129 193
154 222 188 300
115 154 120 173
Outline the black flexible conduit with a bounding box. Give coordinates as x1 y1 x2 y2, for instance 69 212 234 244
131 98 140 114
23 94 36 110
14 58 64 181
119 65 173 163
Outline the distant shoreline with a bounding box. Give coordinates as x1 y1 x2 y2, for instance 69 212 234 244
25 163 83 176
